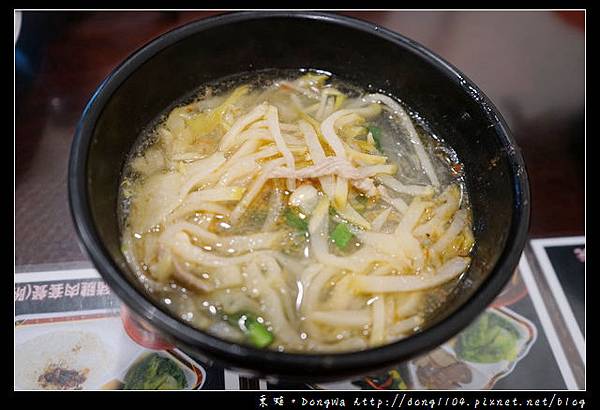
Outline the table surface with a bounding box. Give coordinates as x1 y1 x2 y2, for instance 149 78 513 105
15 11 585 266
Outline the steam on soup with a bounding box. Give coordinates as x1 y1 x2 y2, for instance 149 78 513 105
119 70 474 353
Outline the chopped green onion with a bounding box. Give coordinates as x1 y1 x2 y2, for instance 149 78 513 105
228 312 274 348
367 125 382 151
246 319 274 348
331 223 354 249
329 206 338 217
285 208 308 232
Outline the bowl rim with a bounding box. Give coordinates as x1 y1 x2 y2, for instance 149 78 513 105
68 11 530 378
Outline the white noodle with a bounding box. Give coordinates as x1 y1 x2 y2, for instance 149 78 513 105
370 296 386 345
219 103 267 151
388 315 423 337
298 120 335 198
269 157 396 180
168 201 231 222
259 255 297 327
262 187 285 231
230 128 272 148
430 209 467 255
333 202 371 229
296 264 325 312
181 186 246 204
217 158 260 187
266 106 296 191
230 158 286 223
326 274 360 310
371 208 392 232
394 292 423 318
377 174 434 197
365 93 440 187
315 93 329 120
369 263 394 276
178 152 227 199
352 177 378 197
413 185 461 239
301 266 337 315
395 197 432 234
162 222 284 254
323 95 335 119
320 110 350 158
169 231 275 267
213 265 244 289
377 185 409 213
172 258 214 292
309 310 371 328
353 257 470 293
334 177 349 209
244 261 302 347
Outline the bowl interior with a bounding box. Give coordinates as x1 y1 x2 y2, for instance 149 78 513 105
76 13 528 379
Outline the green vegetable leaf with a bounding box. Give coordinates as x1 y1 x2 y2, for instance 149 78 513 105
331 223 354 249
123 353 187 390
367 125 382 151
285 208 308 232
455 312 520 363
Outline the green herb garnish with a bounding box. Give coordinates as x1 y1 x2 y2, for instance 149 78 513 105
367 125 382 151
228 312 274 348
246 319 273 348
331 223 354 249
285 208 308 232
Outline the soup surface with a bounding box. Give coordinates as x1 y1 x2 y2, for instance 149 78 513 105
119 70 474 353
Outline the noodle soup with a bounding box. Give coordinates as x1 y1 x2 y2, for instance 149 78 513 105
119 70 474 353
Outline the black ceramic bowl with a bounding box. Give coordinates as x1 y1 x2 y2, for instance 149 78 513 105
69 12 529 381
